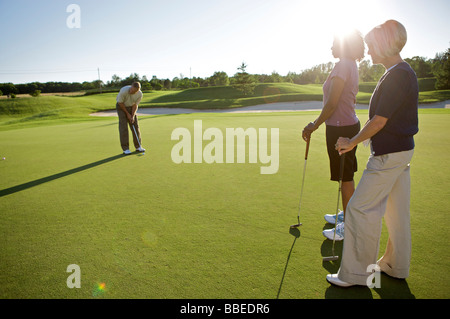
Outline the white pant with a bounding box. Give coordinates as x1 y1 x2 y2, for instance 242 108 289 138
338 149 414 285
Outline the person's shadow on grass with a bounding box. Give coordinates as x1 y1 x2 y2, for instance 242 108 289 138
373 274 415 299
321 239 415 299
320 239 373 298
276 227 300 299
0 154 126 197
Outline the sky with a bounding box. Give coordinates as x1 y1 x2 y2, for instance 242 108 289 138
0 0 449 84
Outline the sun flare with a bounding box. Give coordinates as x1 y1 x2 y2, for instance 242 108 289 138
290 0 381 64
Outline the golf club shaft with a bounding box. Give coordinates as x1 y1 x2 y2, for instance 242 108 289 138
296 136 310 223
330 153 345 257
131 121 142 149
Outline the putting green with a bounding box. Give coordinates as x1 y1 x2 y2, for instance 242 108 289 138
0 110 449 299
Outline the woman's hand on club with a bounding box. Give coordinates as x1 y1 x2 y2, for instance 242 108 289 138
302 122 315 141
335 137 355 155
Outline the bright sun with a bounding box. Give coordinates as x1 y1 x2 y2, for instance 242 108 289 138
289 0 383 62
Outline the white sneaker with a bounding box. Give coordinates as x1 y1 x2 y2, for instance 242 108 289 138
326 274 354 287
324 210 344 224
323 222 344 241
136 147 146 153
123 149 132 155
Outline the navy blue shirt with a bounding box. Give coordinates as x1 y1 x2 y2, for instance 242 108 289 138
369 62 419 156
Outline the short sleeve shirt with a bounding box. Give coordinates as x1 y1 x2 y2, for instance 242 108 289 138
116 86 143 107
323 58 359 127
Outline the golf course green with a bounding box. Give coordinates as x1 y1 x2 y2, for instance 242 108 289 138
0 85 449 299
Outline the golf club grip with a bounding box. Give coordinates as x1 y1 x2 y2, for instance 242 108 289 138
339 153 345 181
304 137 311 160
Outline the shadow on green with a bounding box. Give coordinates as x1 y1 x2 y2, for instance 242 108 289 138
321 239 415 299
0 154 126 197
277 227 301 299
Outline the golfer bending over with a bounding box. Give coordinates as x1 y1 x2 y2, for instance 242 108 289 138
328 20 419 287
116 82 146 155
302 29 365 240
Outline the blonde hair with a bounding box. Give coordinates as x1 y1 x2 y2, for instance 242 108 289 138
334 29 365 62
364 20 407 58
131 81 141 89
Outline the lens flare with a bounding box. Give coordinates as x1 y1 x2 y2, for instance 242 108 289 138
92 282 107 297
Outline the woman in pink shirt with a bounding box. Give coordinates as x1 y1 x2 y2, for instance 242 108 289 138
302 30 365 240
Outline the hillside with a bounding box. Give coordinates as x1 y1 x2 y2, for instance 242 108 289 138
0 83 449 129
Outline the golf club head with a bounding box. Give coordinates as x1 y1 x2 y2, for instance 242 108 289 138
289 227 300 238
290 223 302 228
322 256 339 262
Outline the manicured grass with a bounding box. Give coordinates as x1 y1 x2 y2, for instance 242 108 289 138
1 83 448 130
0 109 449 299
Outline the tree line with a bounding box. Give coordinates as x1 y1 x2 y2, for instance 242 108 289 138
1 47 448 97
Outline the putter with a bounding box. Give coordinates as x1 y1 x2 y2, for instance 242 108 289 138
323 153 345 262
290 136 311 228
131 121 144 155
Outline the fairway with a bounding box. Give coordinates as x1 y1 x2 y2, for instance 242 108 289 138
0 110 449 299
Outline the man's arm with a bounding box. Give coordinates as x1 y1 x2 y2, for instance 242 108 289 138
130 104 138 122
129 92 142 123
118 102 133 123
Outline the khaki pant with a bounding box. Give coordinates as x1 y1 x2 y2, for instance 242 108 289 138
338 149 414 285
116 103 142 151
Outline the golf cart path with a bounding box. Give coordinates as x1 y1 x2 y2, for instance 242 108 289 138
90 100 450 117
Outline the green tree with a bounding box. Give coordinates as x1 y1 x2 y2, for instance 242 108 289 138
82 81 96 90
141 82 152 91
150 76 162 90
208 71 229 86
0 83 17 96
177 77 199 89
120 73 141 87
405 56 433 78
358 60 373 82
171 77 180 89
192 77 207 87
358 59 384 82
432 48 450 90
107 74 122 87
233 62 255 96
163 79 172 90
30 90 41 97
269 71 282 83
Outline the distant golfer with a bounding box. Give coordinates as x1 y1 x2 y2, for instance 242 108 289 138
302 29 365 240
116 82 146 155
328 20 419 287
